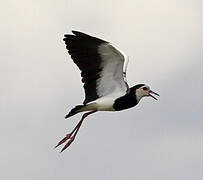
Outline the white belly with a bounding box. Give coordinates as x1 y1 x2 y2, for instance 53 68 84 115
86 97 116 111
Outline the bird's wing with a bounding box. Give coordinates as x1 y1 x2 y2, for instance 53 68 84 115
63 31 129 104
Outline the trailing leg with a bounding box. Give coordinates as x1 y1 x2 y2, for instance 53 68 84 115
55 110 97 152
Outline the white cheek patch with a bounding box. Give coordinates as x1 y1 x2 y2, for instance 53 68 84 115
136 89 146 102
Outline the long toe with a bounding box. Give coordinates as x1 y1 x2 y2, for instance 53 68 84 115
55 134 71 148
60 136 75 153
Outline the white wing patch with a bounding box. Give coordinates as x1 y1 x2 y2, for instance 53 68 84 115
96 43 129 98
112 44 129 91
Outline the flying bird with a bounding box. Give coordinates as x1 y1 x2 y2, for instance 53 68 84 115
55 31 159 152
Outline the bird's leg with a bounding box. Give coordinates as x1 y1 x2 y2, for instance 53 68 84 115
55 110 97 152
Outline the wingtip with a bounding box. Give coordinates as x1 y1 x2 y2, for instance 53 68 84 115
71 30 90 37
63 31 88 40
71 30 78 35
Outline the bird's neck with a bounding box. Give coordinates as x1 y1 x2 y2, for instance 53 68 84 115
129 84 145 103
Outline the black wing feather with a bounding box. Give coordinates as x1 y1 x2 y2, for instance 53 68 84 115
63 31 108 104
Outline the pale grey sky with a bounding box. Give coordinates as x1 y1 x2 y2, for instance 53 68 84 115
1 0 203 179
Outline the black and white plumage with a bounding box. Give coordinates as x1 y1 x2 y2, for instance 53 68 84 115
55 31 159 152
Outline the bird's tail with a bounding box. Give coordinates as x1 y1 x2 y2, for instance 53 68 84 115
65 105 85 119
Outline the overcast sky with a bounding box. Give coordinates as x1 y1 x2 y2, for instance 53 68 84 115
1 0 203 179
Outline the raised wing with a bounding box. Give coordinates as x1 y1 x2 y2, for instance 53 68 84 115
63 31 129 104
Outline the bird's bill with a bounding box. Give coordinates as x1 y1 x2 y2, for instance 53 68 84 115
149 90 160 100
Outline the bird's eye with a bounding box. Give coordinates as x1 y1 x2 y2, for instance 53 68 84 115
143 87 148 91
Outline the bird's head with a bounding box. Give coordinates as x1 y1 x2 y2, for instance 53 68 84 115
133 84 160 102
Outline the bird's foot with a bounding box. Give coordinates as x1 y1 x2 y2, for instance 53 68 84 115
60 136 75 153
54 133 72 148
55 133 76 152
